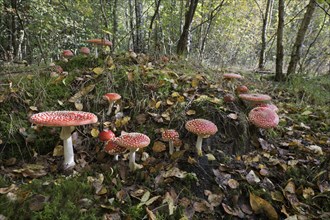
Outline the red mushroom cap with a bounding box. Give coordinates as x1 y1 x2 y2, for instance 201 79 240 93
258 103 279 112
80 47 90 55
103 93 121 102
185 119 218 137
29 111 98 127
114 132 150 150
62 50 74 58
99 130 115 141
236 85 249 94
238 93 272 103
248 107 279 129
223 94 236 103
162 129 179 141
104 139 127 155
223 73 243 79
86 39 112 46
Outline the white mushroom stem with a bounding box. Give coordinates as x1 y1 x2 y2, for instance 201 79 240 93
95 47 98 58
60 126 76 169
129 148 141 171
106 101 114 116
169 141 174 155
195 136 204 156
114 154 119 161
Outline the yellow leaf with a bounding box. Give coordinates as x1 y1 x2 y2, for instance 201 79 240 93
93 67 104 75
53 145 64 156
177 96 185 103
206 153 216 161
249 192 278 220
166 99 174 105
191 78 199 87
29 106 38 111
186 110 196 115
171 92 180 97
74 102 83 111
155 101 162 109
91 128 99 138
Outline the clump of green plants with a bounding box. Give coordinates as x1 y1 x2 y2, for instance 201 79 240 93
0 174 100 220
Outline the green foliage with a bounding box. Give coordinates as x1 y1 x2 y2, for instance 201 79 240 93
0 175 99 220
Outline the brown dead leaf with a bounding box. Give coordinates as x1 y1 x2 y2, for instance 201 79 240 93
204 190 223 207
193 200 213 213
0 184 17 194
152 141 166 153
146 207 157 220
136 113 147 125
249 192 278 220
68 84 95 102
222 203 245 218
227 179 239 189
284 181 296 194
29 194 49 211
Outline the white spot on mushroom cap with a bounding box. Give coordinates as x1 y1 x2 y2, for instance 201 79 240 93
248 107 279 129
30 111 98 127
185 119 218 136
114 132 150 149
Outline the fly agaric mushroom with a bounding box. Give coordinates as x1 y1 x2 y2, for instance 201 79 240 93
248 107 279 129
104 139 127 161
258 103 279 112
29 111 98 169
223 73 243 80
113 132 150 171
236 85 249 94
162 129 179 155
86 39 112 58
223 94 236 103
62 50 74 58
103 93 121 116
80 47 90 56
185 119 218 156
99 129 115 142
239 93 272 105
223 73 243 91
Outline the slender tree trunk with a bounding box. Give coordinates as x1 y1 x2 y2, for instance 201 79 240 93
134 0 144 52
258 0 274 70
100 0 111 40
176 0 199 56
275 0 285 81
148 0 162 52
287 0 317 76
112 0 118 51
128 0 135 49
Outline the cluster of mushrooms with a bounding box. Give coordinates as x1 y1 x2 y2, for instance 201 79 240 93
29 73 279 172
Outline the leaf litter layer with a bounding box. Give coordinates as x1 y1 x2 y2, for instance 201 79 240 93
0 53 329 219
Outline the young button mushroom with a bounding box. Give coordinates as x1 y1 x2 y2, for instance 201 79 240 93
248 107 279 129
185 119 218 156
113 132 150 171
104 139 127 161
99 129 115 142
162 129 179 155
80 47 90 56
103 93 121 116
29 111 98 169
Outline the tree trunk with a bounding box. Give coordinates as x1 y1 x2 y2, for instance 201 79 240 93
134 0 144 53
258 0 274 70
176 0 199 56
287 0 317 76
112 0 118 51
148 0 162 52
275 0 285 81
128 0 135 49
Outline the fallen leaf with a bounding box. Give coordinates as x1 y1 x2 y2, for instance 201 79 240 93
146 207 157 220
246 170 260 184
0 184 17 194
74 102 83 111
186 110 196 115
193 200 213 213
249 192 278 220
162 167 188 179
53 145 64 156
227 179 239 189
91 128 99 138
93 67 104 75
152 141 167 153
68 84 95 103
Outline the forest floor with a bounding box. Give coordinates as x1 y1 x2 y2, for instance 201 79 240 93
0 54 329 220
